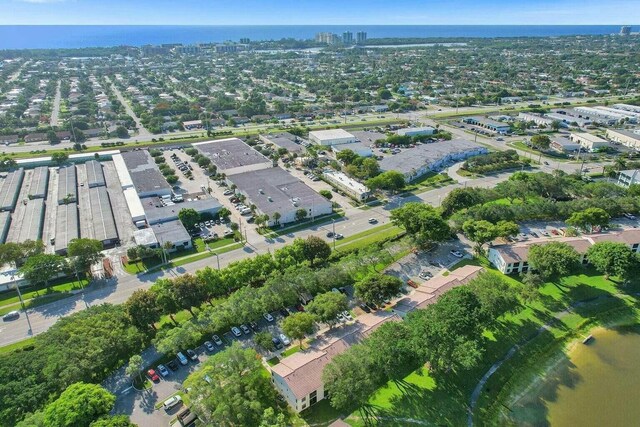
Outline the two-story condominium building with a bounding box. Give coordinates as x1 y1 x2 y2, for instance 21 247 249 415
488 230 640 274
270 312 399 412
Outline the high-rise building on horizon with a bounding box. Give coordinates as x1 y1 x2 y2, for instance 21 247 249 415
620 26 632 36
356 31 367 44
343 31 354 44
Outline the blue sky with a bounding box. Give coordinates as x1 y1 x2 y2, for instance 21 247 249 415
1 0 639 25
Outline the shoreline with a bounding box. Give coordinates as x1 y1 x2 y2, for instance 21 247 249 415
494 315 639 425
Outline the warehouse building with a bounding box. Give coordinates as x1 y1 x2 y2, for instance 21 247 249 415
397 126 436 137
10 198 45 243
228 167 332 226
123 188 146 225
462 117 511 134
88 186 119 247
25 166 49 199
54 203 79 255
569 132 609 152
142 197 222 225
151 220 192 253
308 129 357 146
574 106 637 125
57 166 77 204
606 129 640 150
550 137 581 153
546 112 592 128
120 150 171 197
85 160 106 188
259 132 306 154
0 212 10 243
332 142 373 158
613 104 640 114
322 170 372 201
193 138 273 176
112 153 134 189
0 168 25 212
518 112 566 128
379 139 488 183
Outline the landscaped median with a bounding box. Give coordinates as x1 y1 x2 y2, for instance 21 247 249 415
333 223 405 252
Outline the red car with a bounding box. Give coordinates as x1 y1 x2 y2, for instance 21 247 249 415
147 369 160 382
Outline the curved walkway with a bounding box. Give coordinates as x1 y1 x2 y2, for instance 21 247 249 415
467 293 626 426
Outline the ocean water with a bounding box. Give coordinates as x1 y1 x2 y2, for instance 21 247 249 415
0 25 632 50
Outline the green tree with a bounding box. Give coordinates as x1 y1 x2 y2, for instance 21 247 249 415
319 189 333 200
306 291 348 328
366 170 406 193
365 321 418 380
51 152 69 165
354 274 402 306
0 242 26 266
43 382 115 427
272 211 281 226
566 207 610 233
154 323 201 355
586 241 636 279
530 134 551 150
378 88 393 100
184 343 278 426
151 278 181 324
302 235 331 266
115 126 129 139
528 242 581 280
19 253 66 287
124 289 161 330
259 408 286 427
90 415 136 427
390 202 450 248
124 355 144 384
254 331 275 352
47 130 60 144
336 149 358 165
218 207 231 220
178 208 201 230
67 238 104 274
295 208 308 222
172 274 206 316
281 312 315 347
462 219 519 254
323 344 382 412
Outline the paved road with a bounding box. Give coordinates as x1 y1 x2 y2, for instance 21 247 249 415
105 76 152 139
50 80 61 127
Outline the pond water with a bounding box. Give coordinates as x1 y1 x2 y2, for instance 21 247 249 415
507 326 640 426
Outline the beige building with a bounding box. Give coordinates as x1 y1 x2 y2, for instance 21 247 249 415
606 129 640 150
270 312 399 412
569 132 609 152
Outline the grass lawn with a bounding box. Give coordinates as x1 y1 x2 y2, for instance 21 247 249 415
301 400 345 427
282 345 302 357
267 356 280 366
0 337 35 355
262 213 344 238
403 172 454 193
0 277 88 308
334 260 640 427
334 224 404 253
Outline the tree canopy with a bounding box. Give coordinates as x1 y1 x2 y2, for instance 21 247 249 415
586 241 637 279
528 242 581 279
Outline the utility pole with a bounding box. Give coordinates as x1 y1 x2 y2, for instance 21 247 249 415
213 252 220 270
332 219 336 250
13 276 32 335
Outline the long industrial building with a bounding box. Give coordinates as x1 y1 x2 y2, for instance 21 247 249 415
193 138 273 176
57 166 77 204
112 153 134 189
85 160 106 188
25 166 50 199
55 203 79 255
0 168 25 212
0 211 10 243
11 198 45 243
88 186 119 247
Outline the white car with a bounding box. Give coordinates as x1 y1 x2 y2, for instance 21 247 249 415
162 395 182 411
263 313 274 322
450 250 464 258
204 341 215 352
231 327 242 337
368 218 378 224
212 334 223 346
342 311 353 321
279 333 291 346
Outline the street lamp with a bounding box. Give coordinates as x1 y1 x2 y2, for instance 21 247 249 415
12 275 32 335
213 252 220 270
332 219 336 250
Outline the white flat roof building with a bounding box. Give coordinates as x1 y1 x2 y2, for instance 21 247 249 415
112 153 134 189
123 187 146 223
606 129 640 150
322 169 371 201
569 132 609 151
397 126 436 137
308 129 356 146
193 138 273 176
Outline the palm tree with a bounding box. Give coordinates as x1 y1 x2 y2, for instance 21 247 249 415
273 212 281 226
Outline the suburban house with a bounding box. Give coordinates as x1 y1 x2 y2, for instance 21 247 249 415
270 312 399 412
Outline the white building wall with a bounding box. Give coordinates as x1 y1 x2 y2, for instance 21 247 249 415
112 154 134 189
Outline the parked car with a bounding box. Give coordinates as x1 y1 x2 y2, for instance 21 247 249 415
223 189 234 195
263 313 274 322
240 324 251 335
212 335 223 346
186 349 198 361
272 337 283 350
338 287 347 295
359 303 371 313
231 327 242 337
342 311 353 321
204 341 215 352
147 369 160 382
450 250 464 258
157 364 170 377
279 308 290 317
419 270 432 280
177 352 188 365
2 311 19 321
332 287 340 293
279 333 291 346
249 321 259 331
624 213 637 220
162 395 182 411
335 233 344 240
326 231 334 238
167 360 179 371
336 313 346 322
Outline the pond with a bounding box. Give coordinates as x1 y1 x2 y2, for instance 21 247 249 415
506 326 640 426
